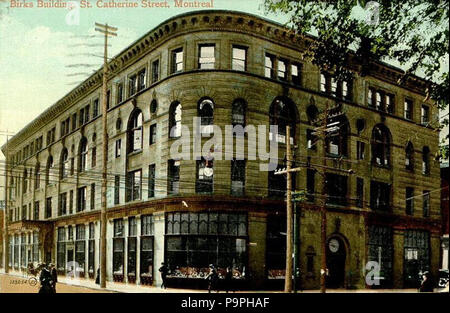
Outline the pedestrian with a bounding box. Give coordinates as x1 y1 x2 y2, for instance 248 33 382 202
224 266 233 293
95 268 100 285
419 271 435 292
159 262 168 289
38 263 54 294
206 264 219 293
50 263 58 293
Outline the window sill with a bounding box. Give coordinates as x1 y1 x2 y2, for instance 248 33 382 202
372 163 391 170
127 150 143 157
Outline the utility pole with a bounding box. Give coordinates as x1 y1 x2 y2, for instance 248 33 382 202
285 126 293 293
318 103 329 293
94 22 117 289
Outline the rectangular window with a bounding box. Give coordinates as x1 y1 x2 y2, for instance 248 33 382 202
196 158 214 194
91 147 96 168
357 141 365 160
137 68 146 91
306 169 315 202
386 94 395 114
421 105 430 125
126 170 142 202
199 44 215 69
291 63 301 85
368 88 375 107
423 191 430 217
148 164 155 198
77 187 87 212
115 139 121 158
320 73 327 92
356 178 364 208
140 214 154 285
331 77 337 96
45 197 52 219
129 74 137 96
172 48 183 73
265 54 275 78
69 190 74 214
406 187 414 215
232 46 246 71
84 105 90 123
307 129 317 150
375 91 383 111
90 183 95 210
93 98 99 117
277 59 287 81
370 181 391 211
79 108 85 126
117 82 124 104
151 59 159 83
149 124 157 145
106 89 111 109
72 113 77 131
231 159 245 196
168 159 180 195
404 99 413 120
114 175 120 205
326 173 347 206
33 201 39 220
59 192 67 216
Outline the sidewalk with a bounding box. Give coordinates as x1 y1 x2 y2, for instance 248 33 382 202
0 269 439 293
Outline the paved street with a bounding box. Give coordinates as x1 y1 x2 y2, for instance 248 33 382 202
1 272 446 293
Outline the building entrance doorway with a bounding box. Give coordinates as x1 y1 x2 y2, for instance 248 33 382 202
326 236 346 288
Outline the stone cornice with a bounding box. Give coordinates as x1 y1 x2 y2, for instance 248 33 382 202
2 9 432 151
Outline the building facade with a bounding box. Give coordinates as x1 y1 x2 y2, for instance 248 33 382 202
1 10 442 290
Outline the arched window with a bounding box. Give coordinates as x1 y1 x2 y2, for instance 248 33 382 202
422 146 430 175
269 97 297 144
405 142 414 171
198 98 214 134
326 115 349 157
232 99 246 127
371 125 391 167
46 156 54 185
34 163 40 190
127 109 143 153
79 138 88 172
169 102 182 138
61 148 69 179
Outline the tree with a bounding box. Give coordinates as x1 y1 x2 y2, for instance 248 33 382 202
264 0 449 157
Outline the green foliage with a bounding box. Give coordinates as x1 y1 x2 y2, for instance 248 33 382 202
264 0 449 156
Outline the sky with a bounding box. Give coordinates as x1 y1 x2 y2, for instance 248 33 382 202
0 0 448 199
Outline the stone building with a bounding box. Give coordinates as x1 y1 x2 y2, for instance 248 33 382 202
1 10 442 290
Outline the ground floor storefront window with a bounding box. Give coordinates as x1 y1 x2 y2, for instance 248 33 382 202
113 219 124 282
75 225 86 277
404 230 430 288
368 225 393 288
9 237 13 268
32 232 39 263
20 234 26 270
266 215 286 280
57 227 66 275
127 217 137 283
88 222 95 279
165 212 247 284
140 215 154 285
14 236 19 269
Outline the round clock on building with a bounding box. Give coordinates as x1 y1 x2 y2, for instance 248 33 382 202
328 238 340 253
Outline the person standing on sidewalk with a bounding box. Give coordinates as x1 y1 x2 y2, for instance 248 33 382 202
50 263 58 293
159 262 168 289
206 264 219 293
38 263 54 294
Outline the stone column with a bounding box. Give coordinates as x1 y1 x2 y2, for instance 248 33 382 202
136 215 141 285
247 212 267 289
153 211 165 287
392 228 404 288
84 223 89 279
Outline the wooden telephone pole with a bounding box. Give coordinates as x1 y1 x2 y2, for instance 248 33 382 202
276 104 351 294
94 22 117 289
